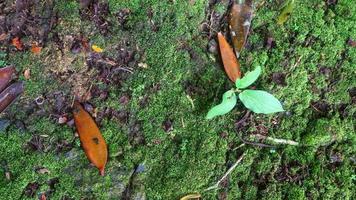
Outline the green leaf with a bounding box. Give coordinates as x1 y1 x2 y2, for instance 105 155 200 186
239 90 284 114
277 0 295 25
235 66 261 89
206 90 237 119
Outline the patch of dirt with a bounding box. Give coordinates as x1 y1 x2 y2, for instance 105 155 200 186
274 161 309 184
79 0 110 35
116 8 131 29
22 182 40 198
271 72 286 86
128 121 145 146
310 100 330 117
0 0 58 48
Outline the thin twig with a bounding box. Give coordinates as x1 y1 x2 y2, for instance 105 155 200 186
252 134 299 146
204 153 246 191
290 55 303 71
232 143 245 151
237 133 275 148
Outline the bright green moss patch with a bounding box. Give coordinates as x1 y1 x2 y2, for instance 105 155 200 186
1 0 355 199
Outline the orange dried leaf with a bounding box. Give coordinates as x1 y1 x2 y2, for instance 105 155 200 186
229 2 253 57
73 101 108 176
31 43 42 54
217 32 241 82
92 45 103 53
12 37 23 50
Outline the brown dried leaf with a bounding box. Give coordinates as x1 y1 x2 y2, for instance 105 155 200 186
0 33 8 41
12 37 23 50
229 2 253 57
0 66 16 92
0 82 24 113
24 69 31 80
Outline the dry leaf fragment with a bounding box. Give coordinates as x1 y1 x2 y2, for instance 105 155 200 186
40 193 47 200
229 1 253 57
0 33 8 41
0 66 16 92
36 167 50 174
180 193 201 200
12 37 23 50
31 43 42 54
217 32 241 82
24 69 31 80
92 45 104 53
73 101 108 176
81 37 90 51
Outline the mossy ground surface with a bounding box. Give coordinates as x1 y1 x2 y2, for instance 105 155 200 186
0 0 355 199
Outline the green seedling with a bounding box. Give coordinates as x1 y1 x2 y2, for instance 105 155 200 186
206 66 284 119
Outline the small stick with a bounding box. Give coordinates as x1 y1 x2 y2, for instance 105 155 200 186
237 133 275 148
232 143 245 151
186 95 195 109
290 55 303 71
204 153 246 191
252 134 299 146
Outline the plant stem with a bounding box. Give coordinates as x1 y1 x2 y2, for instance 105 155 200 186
251 134 299 146
204 153 246 192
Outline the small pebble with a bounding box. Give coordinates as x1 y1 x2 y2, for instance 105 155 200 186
58 116 67 124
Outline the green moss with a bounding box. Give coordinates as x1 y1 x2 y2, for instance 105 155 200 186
1 0 355 199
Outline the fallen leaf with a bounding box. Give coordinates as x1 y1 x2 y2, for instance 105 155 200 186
277 0 295 25
0 66 16 92
36 167 50 174
81 37 90 51
12 37 23 50
92 44 104 53
73 101 108 176
0 82 24 113
217 32 241 82
229 2 253 57
40 193 47 200
0 33 8 41
24 69 31 80
180 193 201 200
31 43 42 54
